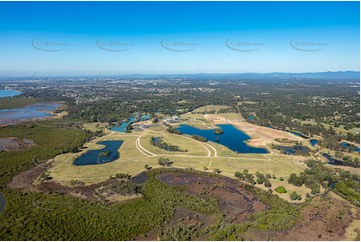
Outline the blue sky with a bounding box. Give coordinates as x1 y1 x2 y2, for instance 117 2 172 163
0 1 359 75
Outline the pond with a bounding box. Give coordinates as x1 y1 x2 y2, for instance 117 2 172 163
176 124 269 154
274 145 310 156
110 117 135 132
74 140 123 166
0 103 61 125
322 153 344 166
310 139 318 146
0 192 5 213
341 142 360 152
110 114 150 133
0 89 21 98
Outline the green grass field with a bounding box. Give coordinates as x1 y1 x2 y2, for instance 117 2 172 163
82 122 109 132
192 105 231 113
49 121 308 202
180 113 218 129
47 110 346 202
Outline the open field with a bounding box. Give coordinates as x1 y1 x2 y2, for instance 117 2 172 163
48 126 307 193
82 122 109 132
192 105 232 113
180 113 218 129
46 111 315 202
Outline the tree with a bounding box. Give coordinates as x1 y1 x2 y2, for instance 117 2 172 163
126 124 133 133
264 180 272 188
256 178 264 184
213 168 221 174
335 151 343 159
289 191 299 200
235 171 244 180
158 157 173 167
310 184 320 195
192 135 207 142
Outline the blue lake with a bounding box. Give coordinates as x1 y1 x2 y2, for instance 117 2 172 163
74 140 123 166
341 142 360 152
110 117 135 132
0 89 21 98
0 103 61 125
322 153 344 166
310 139 318 146
275 145 310 155
110 114 151 133
176 124 269 154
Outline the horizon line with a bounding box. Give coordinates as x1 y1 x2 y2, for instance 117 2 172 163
0 70 359 78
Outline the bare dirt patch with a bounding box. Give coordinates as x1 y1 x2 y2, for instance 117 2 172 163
7 162 46 192
203 113 303 147
0 137 35 151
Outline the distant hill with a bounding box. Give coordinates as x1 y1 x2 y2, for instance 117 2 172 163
106 71 360 80
0 71 359 81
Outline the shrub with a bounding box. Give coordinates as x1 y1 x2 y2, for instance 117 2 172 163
256 178 264 184
158 157 173 167
275 186 287 193
213 168 221 174
264 180 272 188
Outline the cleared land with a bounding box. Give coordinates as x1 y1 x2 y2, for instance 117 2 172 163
46 111 316 201
192 105 232 113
